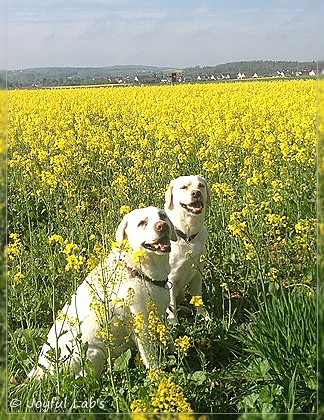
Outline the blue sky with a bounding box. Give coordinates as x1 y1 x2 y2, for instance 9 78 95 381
3 0 324 69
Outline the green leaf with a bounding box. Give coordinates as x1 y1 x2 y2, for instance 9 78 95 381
247 358 272 381
113 349 131 372
306 378 317 390
191 370 207 385
241 392 259 410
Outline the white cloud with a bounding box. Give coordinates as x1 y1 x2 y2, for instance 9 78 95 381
6 0 324 69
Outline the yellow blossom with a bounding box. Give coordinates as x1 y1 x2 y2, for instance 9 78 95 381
150 376 193 413
65 254 86 272
189 295 204 307
220 282 229 291
48 234 64 245
12 272 25 288
130 399 150 413
119 205 132 215
7 233 23 260
175 335 191 355
132 248 146 265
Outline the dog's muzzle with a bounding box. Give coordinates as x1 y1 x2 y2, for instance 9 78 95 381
142 236 171 253
180 201 204 215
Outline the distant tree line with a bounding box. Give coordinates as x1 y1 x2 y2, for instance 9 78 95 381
6 60 323 89
185 60 321 77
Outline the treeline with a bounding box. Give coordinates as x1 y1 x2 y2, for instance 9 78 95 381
186 60 321 76
5 60 323 88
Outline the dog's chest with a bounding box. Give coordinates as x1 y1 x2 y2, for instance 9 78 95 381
169 235 205 269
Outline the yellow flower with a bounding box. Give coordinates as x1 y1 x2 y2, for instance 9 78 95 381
111 297 127 309
132 248 146 265
12 272 25 288
133 312 145 336
211 182 235 200
228 212 247 237
56 310 79 328
149 368 165 385
174 335 191 355
65 254 86 272
130 399 150 413
150 376 193 413
273 192 283 202
119 205 131 215
48 234 64 245
295 219 312 234
189 295 204 307
7 233 23 260
267 267 279 281
87 254 98 271
147 300 170 347
63 242 80 255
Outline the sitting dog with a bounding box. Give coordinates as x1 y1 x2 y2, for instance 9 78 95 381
164 175 211 325
27 206 176 380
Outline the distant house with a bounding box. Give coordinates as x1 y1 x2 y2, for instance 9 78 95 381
252 73 258 78
197 75 202 81
237 72 246 79
210 74 216 80
309 70 316 76
276 71 285 77
31 82 42 88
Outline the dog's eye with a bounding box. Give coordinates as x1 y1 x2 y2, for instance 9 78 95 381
198 183 205 188
138 219 148 228
180 185 188 190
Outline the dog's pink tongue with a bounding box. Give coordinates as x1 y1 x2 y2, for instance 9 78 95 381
191 201 203 213
154 237 171 251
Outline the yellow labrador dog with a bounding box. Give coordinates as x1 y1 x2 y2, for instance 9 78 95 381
164 175 211 325
28 207 176 380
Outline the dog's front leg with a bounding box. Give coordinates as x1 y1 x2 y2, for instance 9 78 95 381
166 278 179 325
189 273 210 320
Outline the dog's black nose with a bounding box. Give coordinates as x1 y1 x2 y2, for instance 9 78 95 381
155 221 167 231
191 189 201 199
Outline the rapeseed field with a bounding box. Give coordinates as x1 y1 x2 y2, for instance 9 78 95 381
7 79 317 414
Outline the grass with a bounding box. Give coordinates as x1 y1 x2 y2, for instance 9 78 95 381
5 80 318 415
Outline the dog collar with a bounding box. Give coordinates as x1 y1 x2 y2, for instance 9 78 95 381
175 228 199 243
127 266 169 289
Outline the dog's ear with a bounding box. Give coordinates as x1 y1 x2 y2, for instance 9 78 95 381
116 215 128 244
170 221 177 242
206 184 212 206
165 182 174 210
201 177 212 206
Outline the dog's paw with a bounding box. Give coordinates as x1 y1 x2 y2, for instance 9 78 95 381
166 306 179 325
196 306 211 322
167 315 179 326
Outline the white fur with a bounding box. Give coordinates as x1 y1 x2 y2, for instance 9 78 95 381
164 175 211 325
28 206 175 380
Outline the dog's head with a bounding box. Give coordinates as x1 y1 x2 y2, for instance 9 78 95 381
165 175 211 215
116 206 176 255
